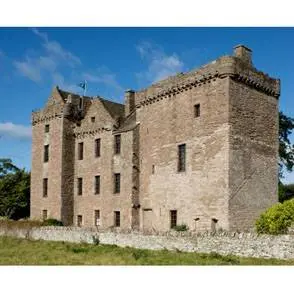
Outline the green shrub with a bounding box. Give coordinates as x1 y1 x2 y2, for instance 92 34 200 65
42 218 63 226
173 224 189 232
256 199 294 234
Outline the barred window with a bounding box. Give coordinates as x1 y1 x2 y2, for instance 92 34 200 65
95 175 100 195
194 104 200 117
44 145 49 162
178 144 186 172
43 178 48 197
78 142 84 160
95 138 101 157
42 210 48 221
114 211 120 227
45 124 50 133
114 134 121 154
77 215 83 227
170 210 177 229
77 178 83 196
114 173 121 194
94 210 100 226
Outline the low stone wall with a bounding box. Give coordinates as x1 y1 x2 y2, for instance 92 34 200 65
1 226 294 260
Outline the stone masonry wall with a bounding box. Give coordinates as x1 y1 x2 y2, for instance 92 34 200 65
1 227 294 260
73 100 133 229
137 77 230 232
228 79 279 230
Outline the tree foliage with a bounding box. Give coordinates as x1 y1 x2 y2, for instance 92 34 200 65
279 111 294 177
256 199 294 234
0 158 30 220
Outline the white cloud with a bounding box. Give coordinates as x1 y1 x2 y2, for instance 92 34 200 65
13 28 80 83
0 122 32 140
83 70 124 93
136 41 184 84
52 72 80 93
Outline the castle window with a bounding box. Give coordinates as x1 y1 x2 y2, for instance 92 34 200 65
152 165 155 174
44 145 49 162
91 117 95 123
95 138 101 157
78 142 84 160
211 218 218 232
94 210 100 226
114 173 121 194
95 175 100 195
178 144 186 172
194 104 200 117
170 210 177 229
42 210 48 221
77 215 83 227
43 178 48 198
77 178 83 196
45 124 49 133
114 211 120 227
114 134 121 154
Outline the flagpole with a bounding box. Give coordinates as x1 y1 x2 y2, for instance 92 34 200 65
83 80 87 96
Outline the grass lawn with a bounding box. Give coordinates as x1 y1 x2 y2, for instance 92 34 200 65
0 236 293 265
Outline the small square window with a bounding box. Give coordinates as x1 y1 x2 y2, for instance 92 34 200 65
45 124 50 133
194 104 200 117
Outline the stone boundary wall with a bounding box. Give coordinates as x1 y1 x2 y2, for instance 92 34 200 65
0 226 294 260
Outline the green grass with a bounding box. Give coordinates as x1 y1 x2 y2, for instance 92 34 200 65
0 236 293 265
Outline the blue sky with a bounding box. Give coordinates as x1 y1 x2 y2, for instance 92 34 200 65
1 27 294 182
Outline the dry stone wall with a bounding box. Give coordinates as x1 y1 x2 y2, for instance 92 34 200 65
1 227 294 260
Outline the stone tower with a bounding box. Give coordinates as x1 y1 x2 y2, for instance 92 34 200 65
31 45 280 232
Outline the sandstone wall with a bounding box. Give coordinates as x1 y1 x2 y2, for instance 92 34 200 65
228 79 279 230
137 77 231 232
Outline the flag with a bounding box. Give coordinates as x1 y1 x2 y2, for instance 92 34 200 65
78 80 87 90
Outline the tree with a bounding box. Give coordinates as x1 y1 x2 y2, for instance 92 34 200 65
279 111 294 176
278 111 294 202
0 158 30 220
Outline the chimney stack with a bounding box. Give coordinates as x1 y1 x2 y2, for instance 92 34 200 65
125 89 135 117
234 45 252 66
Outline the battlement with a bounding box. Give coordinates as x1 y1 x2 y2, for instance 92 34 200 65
133 46 280 108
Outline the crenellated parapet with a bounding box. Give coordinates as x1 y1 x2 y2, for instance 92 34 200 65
135 47 280 108
31 109 63 126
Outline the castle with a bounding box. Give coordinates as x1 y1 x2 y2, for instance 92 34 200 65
31 45 280 232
